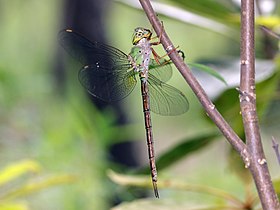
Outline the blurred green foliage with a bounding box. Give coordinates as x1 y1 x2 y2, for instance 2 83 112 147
0 160 75 210
0 0 280 210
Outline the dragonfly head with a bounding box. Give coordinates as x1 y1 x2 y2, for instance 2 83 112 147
132 27 152 45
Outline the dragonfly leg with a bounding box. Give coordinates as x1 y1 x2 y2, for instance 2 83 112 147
151 46 184 66
149 22 185 65
151 48 167 65
177 50 186 60
150 21 164 46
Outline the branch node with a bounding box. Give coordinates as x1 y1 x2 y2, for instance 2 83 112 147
257 158 267 165
209 103 215 110
241 59 249 65
237 89 255 103
165 45 174 52
241 148 251 168
244 157 250 168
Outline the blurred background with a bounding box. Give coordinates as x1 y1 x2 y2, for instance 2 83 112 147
0 0 280 209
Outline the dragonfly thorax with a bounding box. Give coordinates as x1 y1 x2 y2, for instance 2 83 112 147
129 38 152 81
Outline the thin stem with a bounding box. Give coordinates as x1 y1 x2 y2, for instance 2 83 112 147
240 0 280 209
255 0 262 15
272 136 280 165
260 25 280 40
138 0 249 163
108 170 245 207
259 25 280 58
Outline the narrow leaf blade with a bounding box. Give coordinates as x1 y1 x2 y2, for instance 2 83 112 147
188 62 227 85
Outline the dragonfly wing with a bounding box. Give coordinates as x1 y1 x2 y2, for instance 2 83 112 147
79 65 137 102
59 29 130 68
148 74 189 116
59 29 136 102
149 59 172 83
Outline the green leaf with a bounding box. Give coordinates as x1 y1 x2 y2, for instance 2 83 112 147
227 148 252 185
111 198 221 210
211 88 244 134
0 160 41 186
156 133 219 170
2 174 76 200
169 0 238 24
137 133 219 174
108 170 244 208
188 62 227 85
273 178 280 199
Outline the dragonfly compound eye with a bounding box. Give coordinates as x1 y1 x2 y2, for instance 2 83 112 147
132 27 153 45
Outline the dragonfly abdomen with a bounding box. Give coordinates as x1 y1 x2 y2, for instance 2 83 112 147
140 74 159 197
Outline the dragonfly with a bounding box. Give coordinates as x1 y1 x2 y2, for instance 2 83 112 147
59 27 189 198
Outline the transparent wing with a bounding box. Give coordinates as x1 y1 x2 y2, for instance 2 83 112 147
148 74 189 116
59 29 131 70
149 59 172 83
79 65 137 102
59 29 136 101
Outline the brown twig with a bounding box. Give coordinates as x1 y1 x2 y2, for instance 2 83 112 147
239 0 279 209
